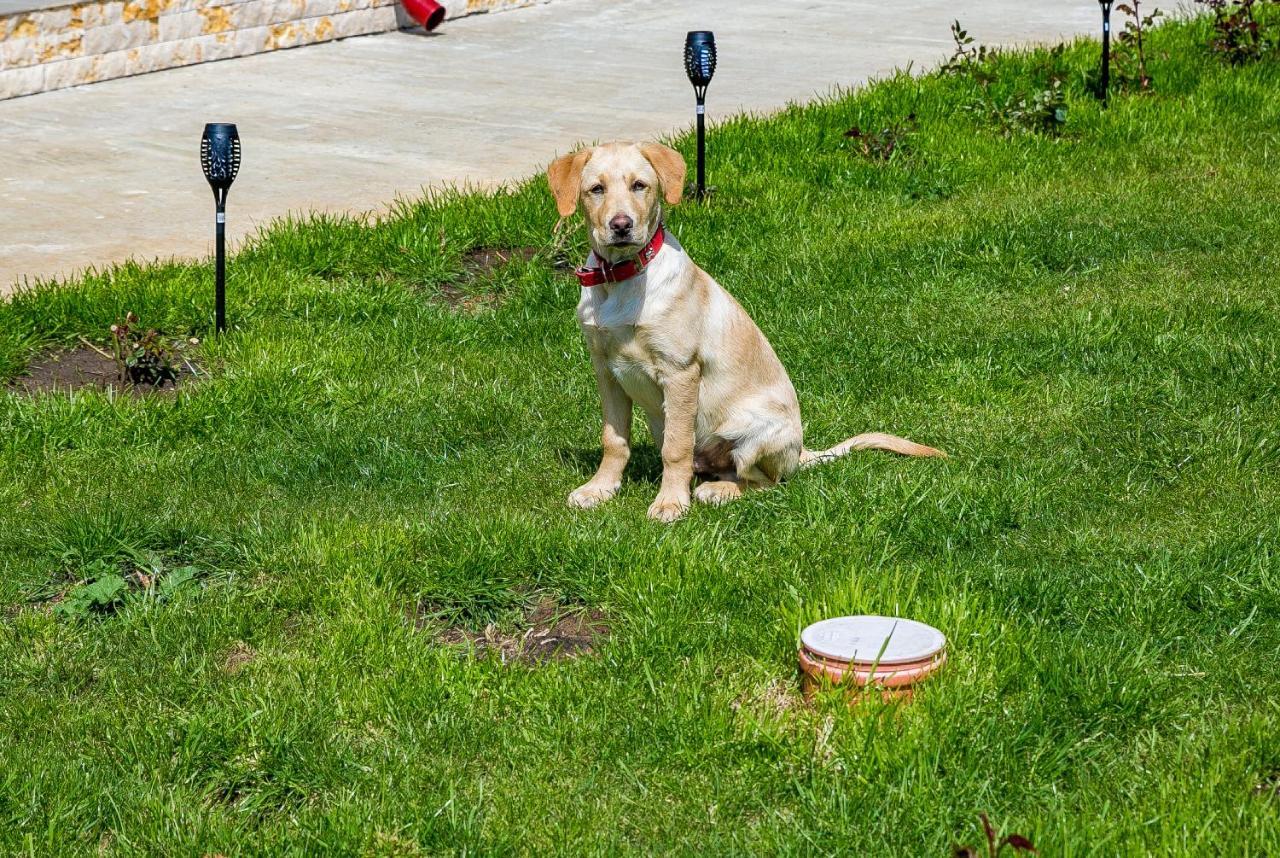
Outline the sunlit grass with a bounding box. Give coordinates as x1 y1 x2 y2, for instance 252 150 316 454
2 15 1279 855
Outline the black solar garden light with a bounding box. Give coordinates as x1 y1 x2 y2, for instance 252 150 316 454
200 122 241 334
684 30 716 200
1098 0 1112 104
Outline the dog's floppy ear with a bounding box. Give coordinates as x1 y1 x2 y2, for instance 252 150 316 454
547 148 593 217
639 143 687 207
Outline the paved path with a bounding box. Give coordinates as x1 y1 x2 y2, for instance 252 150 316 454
0 0 1100 293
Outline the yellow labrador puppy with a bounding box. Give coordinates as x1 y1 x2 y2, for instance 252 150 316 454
549 141 943 522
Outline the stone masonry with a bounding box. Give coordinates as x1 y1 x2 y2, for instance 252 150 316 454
0 0 552 99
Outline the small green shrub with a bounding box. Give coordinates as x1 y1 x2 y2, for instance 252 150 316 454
946 24 1069 135
990 78 1069 135
941 20 994 74
842 114 917 161
53 553 201 619
1197 0 1280 63
110 311 195 387
952 813 1038 858
1114 0 1163 90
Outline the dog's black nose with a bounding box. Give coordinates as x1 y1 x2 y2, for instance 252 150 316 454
609 214 634 234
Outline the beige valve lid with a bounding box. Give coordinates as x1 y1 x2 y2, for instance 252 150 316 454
801 615 946 666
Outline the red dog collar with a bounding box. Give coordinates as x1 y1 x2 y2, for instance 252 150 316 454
575 224 665 287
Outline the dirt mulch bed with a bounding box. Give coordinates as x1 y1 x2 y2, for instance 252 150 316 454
9 344 198 397
431 246 541 312
222 642 257 675
464 245 539 276
415 596 610 665
433 282 498 312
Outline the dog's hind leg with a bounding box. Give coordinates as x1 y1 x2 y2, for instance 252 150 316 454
733 418 803 489
692 437 742 505
693 421 802 505
693 479 743 505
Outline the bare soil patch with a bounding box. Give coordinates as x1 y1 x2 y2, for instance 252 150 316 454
464 245 538 276
222 642 256 674
431 246 540 311
416 596 609 665
10 344 197 396
433 282 496 312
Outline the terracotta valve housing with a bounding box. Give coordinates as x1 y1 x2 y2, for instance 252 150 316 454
799 615 946 703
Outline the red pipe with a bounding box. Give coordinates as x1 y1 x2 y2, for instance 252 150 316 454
401 0 446 31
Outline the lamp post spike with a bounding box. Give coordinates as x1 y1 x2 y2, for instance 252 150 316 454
1099 0 1112 105
696 98 706 196
200 123 240 334
215 198 226 333
684 31 716 201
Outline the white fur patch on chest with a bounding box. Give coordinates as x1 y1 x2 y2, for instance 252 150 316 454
576 243 683 331
576 245 688 414
580 281 646 331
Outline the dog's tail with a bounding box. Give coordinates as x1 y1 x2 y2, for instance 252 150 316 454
799 432 946 469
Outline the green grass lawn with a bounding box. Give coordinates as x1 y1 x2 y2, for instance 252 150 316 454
3 14 1280 855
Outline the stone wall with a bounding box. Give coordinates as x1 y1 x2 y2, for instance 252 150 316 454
0 0 553 100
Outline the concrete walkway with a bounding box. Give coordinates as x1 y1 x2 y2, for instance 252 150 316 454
0 0 1100 294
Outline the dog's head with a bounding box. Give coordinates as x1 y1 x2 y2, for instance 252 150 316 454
547 142 686 264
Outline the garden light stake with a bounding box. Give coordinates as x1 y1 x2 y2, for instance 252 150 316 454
1098 0 1113 104
684 31 717 200
200 123 241 333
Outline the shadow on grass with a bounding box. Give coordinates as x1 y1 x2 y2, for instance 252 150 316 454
558 443 664 484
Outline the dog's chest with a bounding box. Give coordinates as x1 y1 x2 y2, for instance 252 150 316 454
580 286 666 407
587 323 663 405
580 278 647 330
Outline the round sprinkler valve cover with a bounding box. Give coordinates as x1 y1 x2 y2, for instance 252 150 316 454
798 615 946 702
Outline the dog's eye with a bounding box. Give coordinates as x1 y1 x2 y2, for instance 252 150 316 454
631 181 648 192
588 183 605 195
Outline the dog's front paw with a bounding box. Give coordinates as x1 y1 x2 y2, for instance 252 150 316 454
647 492 690 523
568 482 619 510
